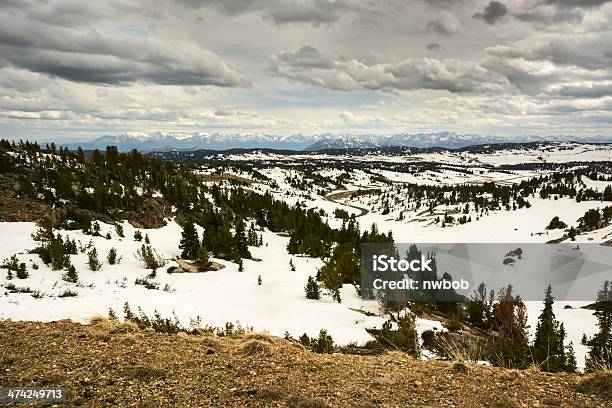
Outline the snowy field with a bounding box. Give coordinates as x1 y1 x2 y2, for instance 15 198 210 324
2 143 611 370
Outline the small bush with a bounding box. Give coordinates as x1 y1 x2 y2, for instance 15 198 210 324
58 289 78 298
87 248 102 271
107 247 118 265
135 277 159 290
136 245 166 270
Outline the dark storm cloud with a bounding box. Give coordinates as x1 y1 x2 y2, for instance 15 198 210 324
543 0 612 8
0 9 250 87
473 1 508 25
426 42 445 51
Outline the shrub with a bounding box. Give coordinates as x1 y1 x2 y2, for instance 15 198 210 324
87 248 102 271
58 289 78 298
62 264 79 283
136 245 166 270
16 263 28 279
304 276 320 300
107 247 118 265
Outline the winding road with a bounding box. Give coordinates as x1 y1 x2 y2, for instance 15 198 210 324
324 189 380 217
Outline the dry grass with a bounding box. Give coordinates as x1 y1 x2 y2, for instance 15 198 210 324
436 334 488 363
123 364 167 381
241 332 276 343
575 370 612 400
0 320 607 407
452 361 470 374
88 316 139 334
239 339 272 356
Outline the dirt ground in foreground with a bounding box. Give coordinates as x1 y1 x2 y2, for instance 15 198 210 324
0 319 609 407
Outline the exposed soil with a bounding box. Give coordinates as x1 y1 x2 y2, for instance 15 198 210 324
0 319 609 407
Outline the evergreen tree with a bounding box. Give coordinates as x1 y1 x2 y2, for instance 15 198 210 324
238 258 244 272
233 218 251 259
194 246 211 269
107 248 118 265
565 342 577 373
312 329 334 353
136 245 165 270
290 258 296 271
305 276 320 300
257 274 262 285
115 223 124 238
63 264 79 283
87 248 102 271
586 281 612 372
2 255 19 279
568 226 577 241
92 221 101 236
179 221 200 259
16 263 28 279
378 312 420 357
134 230 143 241
144 234 150 244
533 285 568 372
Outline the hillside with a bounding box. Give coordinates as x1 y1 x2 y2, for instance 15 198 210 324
1 140 610 377
0 319 609 407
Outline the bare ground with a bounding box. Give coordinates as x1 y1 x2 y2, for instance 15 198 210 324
0 319 609 407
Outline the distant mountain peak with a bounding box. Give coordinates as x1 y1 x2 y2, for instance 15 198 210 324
61 132 612 152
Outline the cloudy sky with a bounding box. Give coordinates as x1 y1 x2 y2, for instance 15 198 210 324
1 0 611 141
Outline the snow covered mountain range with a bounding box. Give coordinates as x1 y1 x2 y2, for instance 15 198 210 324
62 131 612 152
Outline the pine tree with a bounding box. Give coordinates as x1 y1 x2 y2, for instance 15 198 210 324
2 255 19 279
238 258 244 272
194 246 211 269
115 223 124 238
568 226 577 241
16 263 28 279
565 342 577 373
290 258 296 271
134 230 143 241
144 234 150 244
312 329 334 353
305 276 320 300
136 245 165 270
179 221 200 259
233 218 251 259
63 264 79 283
257 274 262 285
585 280 612 372
87 248 102 271
107 248 118 265
533 285 567 372
92 221 101 236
